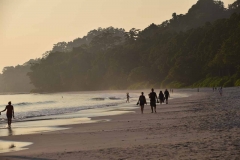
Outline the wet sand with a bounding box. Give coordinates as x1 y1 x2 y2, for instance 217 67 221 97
0 88 240 159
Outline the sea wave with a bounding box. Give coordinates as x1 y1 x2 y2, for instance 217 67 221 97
108 97 121 100
0 101 56 107
16 101 56 106
0 102 122 122
91 98 105 101
91 97 122 101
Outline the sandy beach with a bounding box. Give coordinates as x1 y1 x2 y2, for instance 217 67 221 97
0 88 240 160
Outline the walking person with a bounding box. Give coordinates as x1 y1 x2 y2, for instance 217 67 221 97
126 93 130 103
159 91 165 104
149 88 158 113
137 92 147 114
219 87 223 96
164 89 170 104
0 101 14 128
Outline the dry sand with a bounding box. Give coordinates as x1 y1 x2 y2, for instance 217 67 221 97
0 88 240 160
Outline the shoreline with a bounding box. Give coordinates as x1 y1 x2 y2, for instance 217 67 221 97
0 87 196 95
0 88 239 159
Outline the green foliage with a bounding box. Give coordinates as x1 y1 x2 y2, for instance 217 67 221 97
127 81 151 90
3 0 240 92
165 81 186 88
192 76 235 87
235 79 240 86
128 67 149 83
223 79 234 87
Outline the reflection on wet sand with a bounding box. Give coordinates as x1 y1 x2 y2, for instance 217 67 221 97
0 110 134 137
2 156 51 160
0 117 110 137
0 126 68 137
0 118 111 154
8 127 14 136
0 109 134 154
0 140 32 154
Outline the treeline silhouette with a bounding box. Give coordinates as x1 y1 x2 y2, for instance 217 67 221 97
0 59 36 93
1 0 240 92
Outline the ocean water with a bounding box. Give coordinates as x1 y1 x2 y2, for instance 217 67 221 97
0 90 189 125
0 90 189 153
0 91 136 122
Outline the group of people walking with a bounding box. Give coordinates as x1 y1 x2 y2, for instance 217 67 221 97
136 88 170 114
213 87 223 96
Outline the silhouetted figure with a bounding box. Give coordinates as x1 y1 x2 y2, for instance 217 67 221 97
159 91 165 104
137 92 147 114
197 88 199 92
126 93 130 103
149 88 158 113
0 101 14 127
164 89 170 104
219 87 223 96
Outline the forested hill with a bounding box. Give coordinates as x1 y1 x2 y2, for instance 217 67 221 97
161 0 240 32
0 59 37 93
37 0 240 54
2 0 240 92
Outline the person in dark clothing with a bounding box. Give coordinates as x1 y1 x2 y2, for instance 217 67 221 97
0 101 14 127
126 93 130 103
159 91 165 104
137 92 147 114
164 89 170 104
149 88 158 113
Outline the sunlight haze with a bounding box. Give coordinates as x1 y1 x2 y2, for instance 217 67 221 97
0 0 235 72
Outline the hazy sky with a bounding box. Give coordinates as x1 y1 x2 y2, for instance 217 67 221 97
0 0 235 72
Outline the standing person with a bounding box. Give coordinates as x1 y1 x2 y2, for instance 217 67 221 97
219 87 223 96
159 91 165 104
137 92 147 114
164 89 170 104
149 88 158 113
0 101 14 127
126 93 130 103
